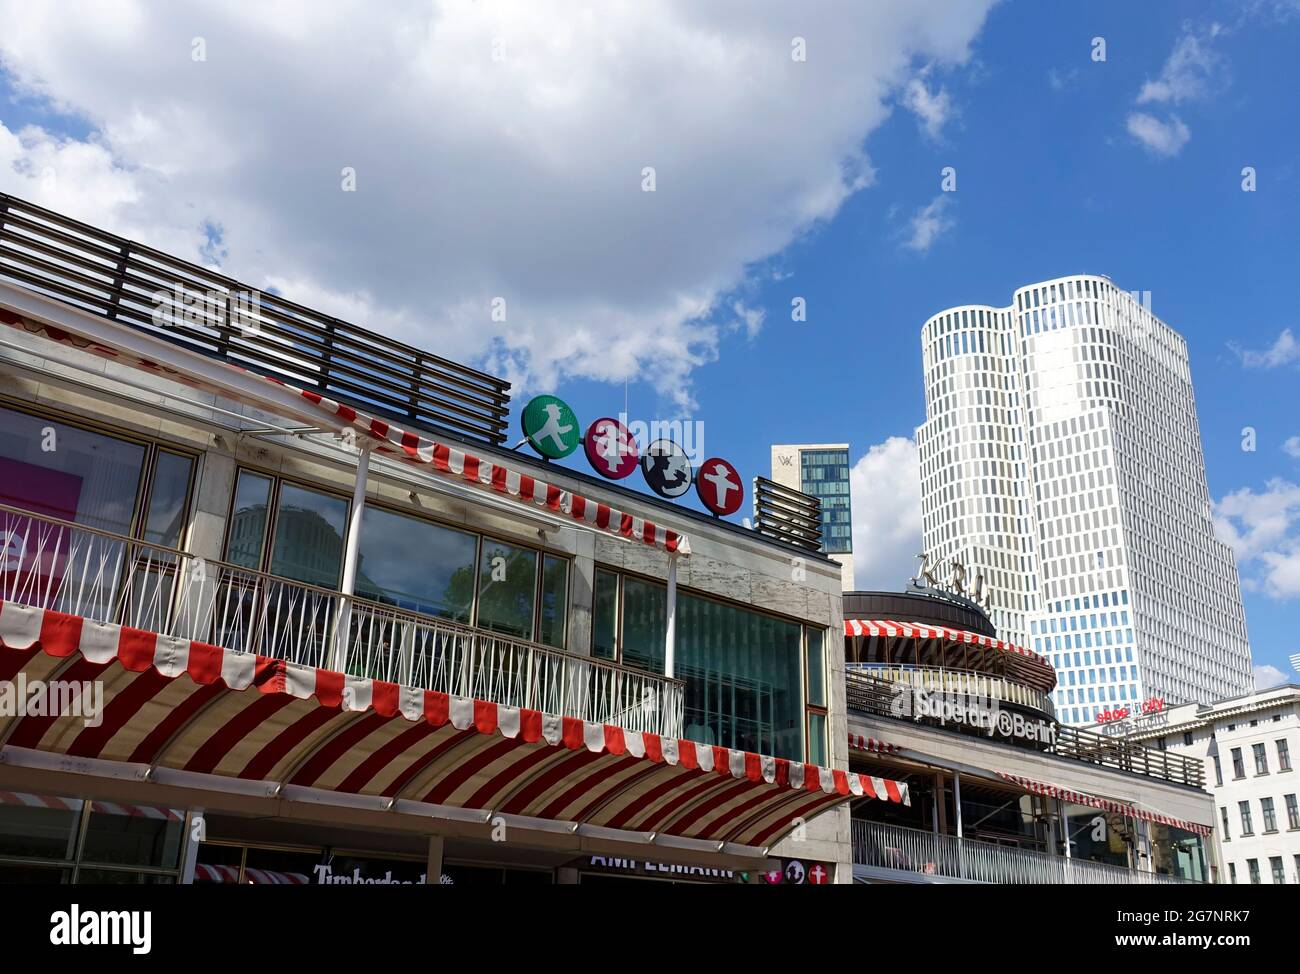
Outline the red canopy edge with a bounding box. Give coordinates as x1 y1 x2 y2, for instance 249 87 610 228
0 308 688 556
0 599 909 849
994 771 1211 837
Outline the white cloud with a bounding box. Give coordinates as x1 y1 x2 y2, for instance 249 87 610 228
901 75 952 140
1254 663 1287 690
1125 112 1191 157
849 436 922 590
1285 436 1300 459
1136 25 1226 105
0 0 996 409
1231 328 1300 368
1125 24 1226 159
902 194 955 252
1214 479 1300 599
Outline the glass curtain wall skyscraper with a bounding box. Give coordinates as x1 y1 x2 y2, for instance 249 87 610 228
916 275 1252 724
771 443 854 589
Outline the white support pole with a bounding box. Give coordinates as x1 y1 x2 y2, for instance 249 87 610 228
953 771 964 879
664 552 678 680
333 445 370 673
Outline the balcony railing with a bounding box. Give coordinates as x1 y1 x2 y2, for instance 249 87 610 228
0 503 683 738
845 669 1204 789
847 662 1054 717
851 820 1198 885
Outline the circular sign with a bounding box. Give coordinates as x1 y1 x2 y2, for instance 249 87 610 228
695 457 743 516
584 417 639 479
640 439 693 498
521 395 580 459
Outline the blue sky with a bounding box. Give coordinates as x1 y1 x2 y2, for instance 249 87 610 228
0 0 1296 689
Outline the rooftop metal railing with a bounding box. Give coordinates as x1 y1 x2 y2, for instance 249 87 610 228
847 662 1055 717
845 669 1204 789
851 819 1199 885
0 502 683 738
0 192 511 445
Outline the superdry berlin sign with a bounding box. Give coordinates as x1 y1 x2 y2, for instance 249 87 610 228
890 686 1057 746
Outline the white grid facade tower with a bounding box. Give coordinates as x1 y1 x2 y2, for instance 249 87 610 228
916 274 1253 725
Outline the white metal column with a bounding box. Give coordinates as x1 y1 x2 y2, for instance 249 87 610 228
333 445 370 672
664 552 678 679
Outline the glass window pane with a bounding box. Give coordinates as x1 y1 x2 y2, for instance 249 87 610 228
806 627 826 708
0 405 145 533
80 802 184 869
0 862 70 883
475 539 537 640
268 483 349 588
808 712 827 766
675 593 802 759
591 569 619 660
141 451 194 548
225 471 272 569
537 555 568 649
0 792 82 860
74 869 175 884
354 506 477 622
620 577 666 673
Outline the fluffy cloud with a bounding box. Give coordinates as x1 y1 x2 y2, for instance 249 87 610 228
902 194 955 252
1230 328 1300 368
0 0 995 408
849 436 922 590
1125 112 1191 157
1254 663 1288 690
1214 479 1300 599
1126 23 1226 158
901 75 953 141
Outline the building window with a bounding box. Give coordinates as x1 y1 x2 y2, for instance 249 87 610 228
225 470 570 649
1261 797 1277 833
596 568 814 761
1254 742 1269 775
1183 731 1193 747
1286 794 1299 830
1212 754 1223 787
1271 856 1286 885
1239 801 1254 836
1247 859 1260 884
0 791 187 883
1228 862 1237 884
805 628 829 766
1231 747 1245 779
1278 739 1292 772
1219 807 1230 841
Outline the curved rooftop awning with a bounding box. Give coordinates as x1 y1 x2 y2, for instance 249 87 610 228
844 618 1056 693
0 599 908 854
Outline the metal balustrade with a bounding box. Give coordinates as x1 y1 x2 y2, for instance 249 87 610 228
0 503 683 737
847 662 1055 717
845 668 1204 788
851 819 1198 885
0 192 511 444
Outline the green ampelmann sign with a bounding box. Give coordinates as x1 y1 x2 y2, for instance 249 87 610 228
521 394 581 459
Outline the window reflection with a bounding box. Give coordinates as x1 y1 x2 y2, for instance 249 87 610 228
476 540 538 640
268 484 348 589
354 506 477 622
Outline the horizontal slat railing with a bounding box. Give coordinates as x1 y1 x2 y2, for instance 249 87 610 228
0 502 683 738
845 669 1204 789
851 820 1199 885
846 662 1055 717
0 192 511 445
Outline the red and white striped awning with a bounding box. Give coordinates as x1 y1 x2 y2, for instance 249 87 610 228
194 863 310 884
0 599 908 851
0 308 688 556
844 619 1047 667
847 735 901 756
994 772 1212 837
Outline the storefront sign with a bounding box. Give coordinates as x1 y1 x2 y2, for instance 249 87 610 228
890 687 1057 746
584 856 736 882
521 395 581 459
640 439 693 498
583 417 639 479
1096 697 1165 725
695 457 743 516
761 859 833 884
